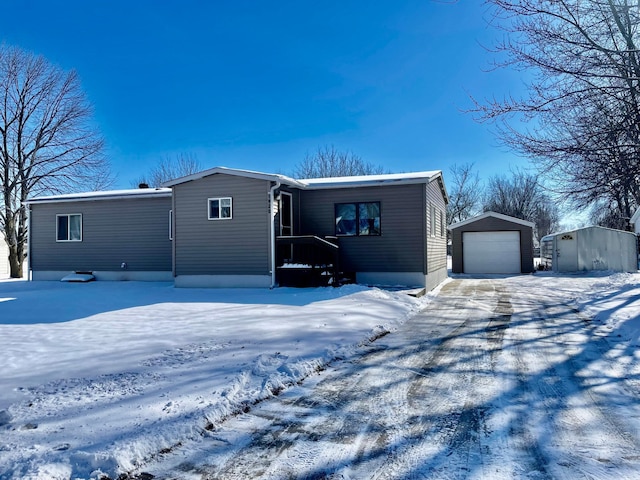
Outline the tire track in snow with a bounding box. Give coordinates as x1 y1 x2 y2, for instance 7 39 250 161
540 301 640 476
194 280 510 480
143 278 640 479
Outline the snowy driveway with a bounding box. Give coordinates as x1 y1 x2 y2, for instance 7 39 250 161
145 277 640 479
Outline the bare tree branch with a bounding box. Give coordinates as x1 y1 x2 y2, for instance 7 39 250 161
293 145 386 178
0 44 111 277
132 152 202 188
475 0 640 222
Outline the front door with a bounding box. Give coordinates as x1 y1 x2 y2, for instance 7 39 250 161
556 232 578 272
280 192 293 236
279 192 294 263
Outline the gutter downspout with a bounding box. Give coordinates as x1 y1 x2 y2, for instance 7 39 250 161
269 181 281 289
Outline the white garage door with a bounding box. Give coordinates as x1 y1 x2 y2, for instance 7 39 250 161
463 231 521 274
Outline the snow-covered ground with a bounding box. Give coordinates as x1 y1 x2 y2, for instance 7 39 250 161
0 281 426 479
2 271 640 479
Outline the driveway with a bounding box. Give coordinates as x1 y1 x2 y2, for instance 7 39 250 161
144 278 640 479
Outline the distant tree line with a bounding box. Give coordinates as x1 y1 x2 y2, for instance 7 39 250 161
446 162 560 244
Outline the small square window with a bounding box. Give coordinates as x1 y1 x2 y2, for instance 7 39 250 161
208 197 232 220
56 214 82 242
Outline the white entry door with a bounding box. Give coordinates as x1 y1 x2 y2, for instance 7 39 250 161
463 231 521 274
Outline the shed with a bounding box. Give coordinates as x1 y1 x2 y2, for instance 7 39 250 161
540 226 637 273
449 211 535 274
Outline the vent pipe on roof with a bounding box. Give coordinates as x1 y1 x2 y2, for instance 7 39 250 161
138 183 149 189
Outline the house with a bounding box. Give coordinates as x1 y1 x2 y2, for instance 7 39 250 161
27 167 449 290
449 211 535 274
1 237 8 277
540 226 637 273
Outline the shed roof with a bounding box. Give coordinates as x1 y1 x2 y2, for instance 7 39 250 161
541 225 636 242
449 211 535 230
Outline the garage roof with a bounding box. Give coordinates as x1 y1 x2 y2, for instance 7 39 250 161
449 211 535 230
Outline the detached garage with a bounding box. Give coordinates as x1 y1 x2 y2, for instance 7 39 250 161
450 212 535 274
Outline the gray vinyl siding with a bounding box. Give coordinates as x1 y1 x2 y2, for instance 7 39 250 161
426 179 447 274
30 197 172 272
299 183 426 273
451 216 534 273
174 174 271 276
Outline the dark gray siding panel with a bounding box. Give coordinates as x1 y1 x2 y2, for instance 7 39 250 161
426 179 447 274
299 184 425 273
174 174 271 275
451 216 534 274
30 197 172 271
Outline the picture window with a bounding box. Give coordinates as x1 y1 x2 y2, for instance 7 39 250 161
335 202 381 236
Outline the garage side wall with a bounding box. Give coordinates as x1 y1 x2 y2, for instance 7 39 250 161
451 216 534 274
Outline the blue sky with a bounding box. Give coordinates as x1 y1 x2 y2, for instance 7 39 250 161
1 0 527 188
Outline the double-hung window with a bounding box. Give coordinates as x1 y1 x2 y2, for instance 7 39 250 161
56 214 82 242
208 197 232 220
335 202 381 236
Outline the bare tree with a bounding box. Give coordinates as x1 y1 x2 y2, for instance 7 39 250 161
0 45 111 278
475 0 640 222
446 162 482 225
483 171 559 242
293 145 385 178
132 153 202 188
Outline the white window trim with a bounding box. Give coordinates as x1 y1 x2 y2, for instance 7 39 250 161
169 210 173 240
56 213 83 242
208 197 233 220
430 205 436 237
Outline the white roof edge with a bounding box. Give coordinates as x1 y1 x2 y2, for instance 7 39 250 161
300 170 443 189
449 211 535 230
162 166 304 188
27 188 172 205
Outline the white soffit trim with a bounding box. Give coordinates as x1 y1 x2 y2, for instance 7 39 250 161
300 171 442 189
162 166 304 188
27 188 172 205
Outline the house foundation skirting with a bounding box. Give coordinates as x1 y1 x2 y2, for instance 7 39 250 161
174 274 272 288
31 270 173 282
425 266 448 292
355 271 427 288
